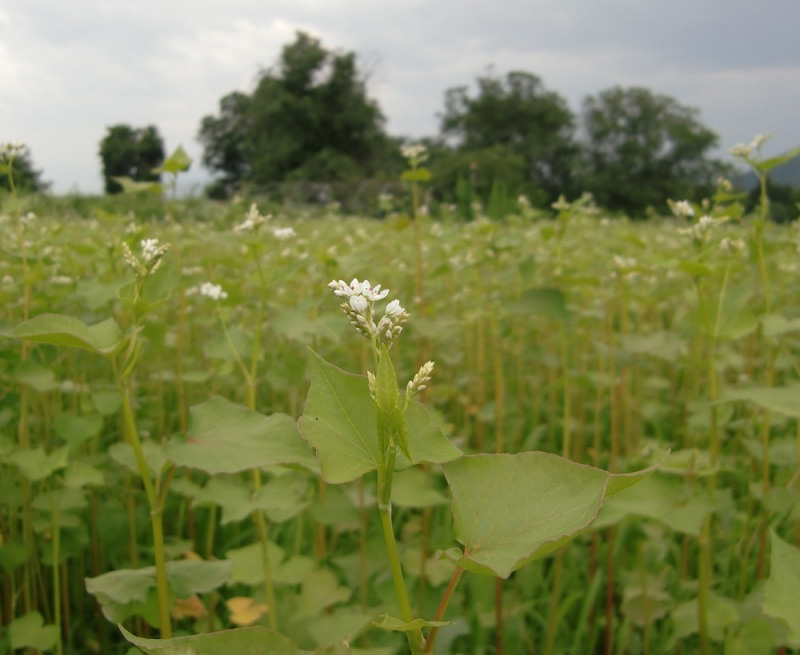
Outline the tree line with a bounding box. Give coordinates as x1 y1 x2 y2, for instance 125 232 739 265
189 31 726 217
7 31 795 217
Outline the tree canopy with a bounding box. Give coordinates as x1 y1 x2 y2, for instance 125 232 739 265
0 144 47 194
99 125 165 194
198 31 389 197
439 71 578 204
581 86 722 215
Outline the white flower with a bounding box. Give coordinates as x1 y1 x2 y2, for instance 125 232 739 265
329 278 407 344
720 237 746 253
234 204 270 233
729 133 771 158
141 238 161 262
406 361 435 400
668 200 695 218
401 143 428 163
385 299 404 318
272 226 296 240
199 282 228 301
349 295 368 313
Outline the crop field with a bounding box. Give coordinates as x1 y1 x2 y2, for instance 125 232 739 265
2 185 800 655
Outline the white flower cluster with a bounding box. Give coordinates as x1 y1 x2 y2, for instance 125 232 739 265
272 226 296 240
199 282 228 301
719 237 746 254
677 214 728 242
729 133 770 159
0 142 26 160
234 204 271 233
401 143 428 166
123 238 170 277
328 278 409 345
668 199 695 219
406 360 435 401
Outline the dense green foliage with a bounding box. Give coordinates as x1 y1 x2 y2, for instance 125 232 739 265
99 125 165 194
0 145 47 194
581 86 724 215
2 177 800 653
198 32 390 200
438 71 578 205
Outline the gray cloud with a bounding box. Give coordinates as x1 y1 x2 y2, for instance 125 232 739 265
2 1 798 194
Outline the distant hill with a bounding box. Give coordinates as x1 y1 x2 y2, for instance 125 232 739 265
733 152 800 190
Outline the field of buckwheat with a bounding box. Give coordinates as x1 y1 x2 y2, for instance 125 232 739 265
2 141 800 654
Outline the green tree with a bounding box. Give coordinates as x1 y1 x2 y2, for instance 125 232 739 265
0 144 47 194
99 125 165 194
581 86 722 215
440 70 578 204
198 31 389 197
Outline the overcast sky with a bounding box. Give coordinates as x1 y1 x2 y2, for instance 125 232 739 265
2 0 799 194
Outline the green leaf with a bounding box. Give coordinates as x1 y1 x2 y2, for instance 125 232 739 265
294 569 351 619
514 287 571 321
725 619 775 655
594 474 720 536
299 351 460 483
401 168 432 182
677 260 713 277
372 614 451 631
87 560 232 625
53 411 104 448
119 624 300 655
8 611 59 651
8 445 69 481
758 146 800 173
113 176 163 195
443 452 654 578
763 530 800 645
226 541 285 586
167 559 233 596
391 468 448 507
670 592 738 643
167 396 317 475
720 385 800 418
109 440 167 478
153 145 192 174
4 313 124 355
12 360 59 392
92 389 122 415
760 313 800 338
63 460 106 488
375 345 410 460
299 352 377 483
306 608 375 648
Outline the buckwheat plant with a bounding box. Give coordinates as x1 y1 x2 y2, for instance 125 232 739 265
296 277 657 655
4 235 178 638
327 278 432 653
729 133 800 313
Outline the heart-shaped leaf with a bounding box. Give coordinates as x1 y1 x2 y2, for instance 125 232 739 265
167 396 317 474
372 614 451 631
119 624 300 655
443 452 655 578
763 530 800 646
720 385 800 418
4 313 124 355
9 611 59 651
298 350 460 483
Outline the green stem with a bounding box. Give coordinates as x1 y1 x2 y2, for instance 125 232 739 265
377 451 424 655
115 363 172 638
251 469 278 631
424 565 465 654
51 498 63 655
